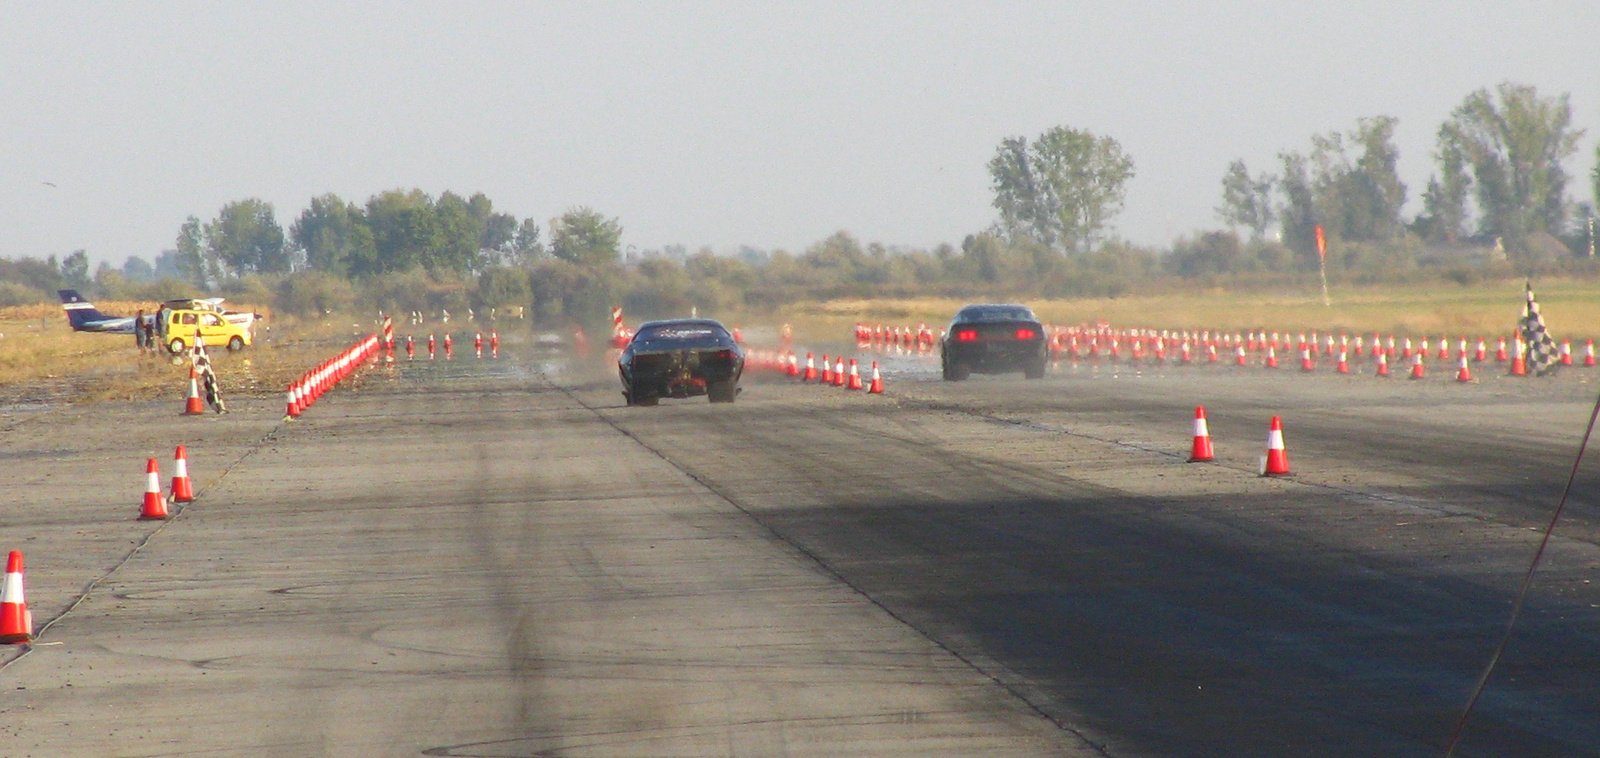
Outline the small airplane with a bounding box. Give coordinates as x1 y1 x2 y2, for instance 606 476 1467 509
59 290 260 334
59 290 152 334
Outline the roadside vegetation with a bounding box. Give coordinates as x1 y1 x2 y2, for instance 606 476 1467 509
2 80 1599 397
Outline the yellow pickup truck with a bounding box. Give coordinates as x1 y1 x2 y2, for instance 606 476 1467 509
162 308 254 353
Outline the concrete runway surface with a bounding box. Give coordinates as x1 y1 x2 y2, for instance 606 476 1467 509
2 346 1598 757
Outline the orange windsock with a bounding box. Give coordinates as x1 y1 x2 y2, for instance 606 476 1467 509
140 458 169 520
1189 406 1214 462
170 445 195 503
0 551 30 644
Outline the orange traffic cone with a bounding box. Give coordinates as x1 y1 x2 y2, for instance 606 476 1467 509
1409 352 1426 379
0 551 30 644
1560 339 1573 366
1300 347 1314 371
490 331 500 359
1586 339 1596 367
786 352 799 377
1336 350 1349 374
1189 406 1214 462
171 445 195 503
833 357 846 387
1264 345 1279 369
846 359 863 390
1376 351 1390 377
1455 354 1473 383
1510 336 1527 376
1262 416 1290 476
140 458 168 520
802 352 817 382
182 367 205 415
820 354 833 384
867 361 884 394
1495 337 1508 362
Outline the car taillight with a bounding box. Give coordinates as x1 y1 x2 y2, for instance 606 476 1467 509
1016 328 1037 340
955 329 978 342
713 349 736 361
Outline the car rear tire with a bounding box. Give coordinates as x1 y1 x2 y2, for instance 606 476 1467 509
943 358 969 381
708 380 737 403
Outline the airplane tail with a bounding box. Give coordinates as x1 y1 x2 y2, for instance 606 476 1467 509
58 290 112 330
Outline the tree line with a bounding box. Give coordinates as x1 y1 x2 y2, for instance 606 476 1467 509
1 80 1596 327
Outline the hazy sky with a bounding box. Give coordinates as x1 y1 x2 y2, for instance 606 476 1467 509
3 2 1598 266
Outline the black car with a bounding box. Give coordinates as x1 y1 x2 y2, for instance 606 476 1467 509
619 318 745 405
940 303 1048 380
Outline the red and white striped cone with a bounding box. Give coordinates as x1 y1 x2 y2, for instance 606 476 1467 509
284 381 300 420
1376 351 1390 377
0 551 31 644
1235 344 1248 366
833 357 846 387
490 331 500 359
1455 353 1473 383
1495 337 1508 363
428 334 436 360
1586 339 1596 367
868 361 883 394
475 332 484 359
170 445 195 503
1510 336 1527 376
802 352 817 382
182 367 205 415
1189 406 1214 462
1262 416 1290 476
1354 334 1365 357
820 354 833 384
1300 347 1314 372
1207 342 1219 363
406 335 415 360
1264 345 1279 369
847 359 863 390
1409 352 1426 379
1474 338 1486 362
444 333 453 360
140 458 169 520
1336 349 1349 374
786 352 799 377
1402 337 1414 359
1180 341 1192 364
1560 339 1573 366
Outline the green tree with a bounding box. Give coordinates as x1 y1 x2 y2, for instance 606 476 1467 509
1416 134 1472 241
362 189 438 276
430 191 484 273
1439 82 1585 256
59 249 91 291
204 199 288 276
512 218 544 263
176 215 208 288
989 126 1136 254
549 207 622 265
290 193 372 276
1216 159 1275 239
1276 152 1316 261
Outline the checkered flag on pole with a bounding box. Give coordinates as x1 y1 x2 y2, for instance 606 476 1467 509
190 328 228 413
1519 282 1560 376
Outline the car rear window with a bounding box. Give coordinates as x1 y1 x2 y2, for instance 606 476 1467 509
956 305 1036 323
633 324 733 348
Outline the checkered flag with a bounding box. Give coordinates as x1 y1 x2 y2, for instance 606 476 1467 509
189 328 228 413
1519 282 1559 376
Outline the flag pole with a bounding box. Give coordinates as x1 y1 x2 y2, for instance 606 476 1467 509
1315 225 1330 306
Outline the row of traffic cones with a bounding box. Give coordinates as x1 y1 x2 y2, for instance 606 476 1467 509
6 447 198 645
405 332 500 361
1188 407 1290 476
795 352 883 394
285 334 381 420
140 446 197 520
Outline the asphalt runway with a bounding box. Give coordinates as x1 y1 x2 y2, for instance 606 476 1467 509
3 345 1599 757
